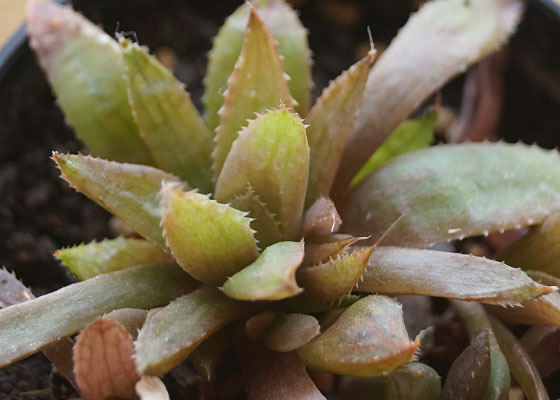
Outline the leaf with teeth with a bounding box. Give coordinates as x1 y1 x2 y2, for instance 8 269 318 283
298 295 418 376
305 52 375 207
215 109 309 240
74 319 140 400
350 112 436 188
489 316 549 400
222 241 304 301
488 290 560 328
303 234 366 266
343 143 560 248
229 185 283 249
497 212 560 277
160 184 259 285
357 247 554 305
262 313 320 352
0 263 197 367
0 268 34 308
298 247 374 303
135 286 252 376
55 237 171 280
212 7 296 177
451 300 511 400
334 0 523 192
302 198 342 237
203 0 311 131
122 41 214 193
53 153 181 250
26 2 153 165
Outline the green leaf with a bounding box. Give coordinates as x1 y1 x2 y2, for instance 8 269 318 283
358 247 554 305
215 109 309 240
0 263 197 367
298 246 374 303
343 143 560 248
55 237 171 280
351 112 436 187
303 234 366 266
334 0 523 192
383 363 441 400
489 316 549 400
262 313 320 353
26 2 153 165
222 241 304 301
53 153 181 250
160 183 259 285
305 53 375 206
203 0 311 131
211 7 296 177
298 295 418 376
451 300 510 400
122 40 214 193
135 286 252 376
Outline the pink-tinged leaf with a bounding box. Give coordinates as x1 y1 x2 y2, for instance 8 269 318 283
204 0 311 131
222 241 304 301
136 375 170 400
305 52 375 207
160 183 259 285
298 295 418 376
497 212 560 277
216 109 309 240
488 291 560 328
212 7 296 177
135 286 253 376
0 267 34 307
55 237 171 280
333 0 523 192
521 326 560 379
441 329 491 400
102 308 148 340
262 313 320 352
303 234 366 266
190 328 232 382
53 153 181 250
302 198 342 237
26 2 153 165
281 294 359 315
122 40 214 193
239 336 326 400
489 316 549 400
298 246 374 303
74 319 140 400
343 143 560 248
245 312 279 340
0 263 197 368
358 247 554 305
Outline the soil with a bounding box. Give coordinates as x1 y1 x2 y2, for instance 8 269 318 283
0 0 559 398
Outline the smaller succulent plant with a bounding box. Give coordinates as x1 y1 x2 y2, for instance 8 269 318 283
1 0 559 399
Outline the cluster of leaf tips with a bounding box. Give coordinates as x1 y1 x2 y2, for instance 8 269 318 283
1 0 560 398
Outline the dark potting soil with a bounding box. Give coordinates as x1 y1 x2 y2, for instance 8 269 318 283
0 0 559 398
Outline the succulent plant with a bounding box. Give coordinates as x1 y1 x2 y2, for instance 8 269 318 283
1 0 559 398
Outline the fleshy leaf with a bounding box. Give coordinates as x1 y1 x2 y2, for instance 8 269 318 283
488 291 560 328
303 234 366 266
358 247 554 305
229 184 283 249
441 329 491 400
343 143 560 248
521 326 560 379
350 112 436 187
302 198 342 237
489 316 549 400
203 0 311 131
122 40 214 193
189 328 232 382
334 0 523 192
102 308 148 340
497 212 560 277
55 237 171 280
26 2 153 165
74 319 140 400
451 300 510 400
305 52 375 207
211 7 296 177
53 153 181 250
135 375 170 400
262 313 320 352
222 241 304 301
0 267 34 307
239 336 326 400
0 263 197 367
281 294 359 314
298 295 418 376
135 286 252 376
298 246 374 303
160 183 258 285
215 109 309 240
